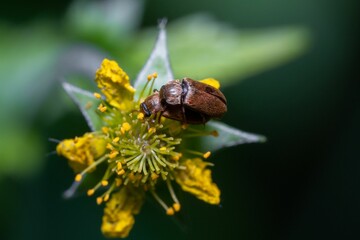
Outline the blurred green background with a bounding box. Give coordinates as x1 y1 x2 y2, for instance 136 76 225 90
0 0 359 239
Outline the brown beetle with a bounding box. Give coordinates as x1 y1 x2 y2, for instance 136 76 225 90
140 78 227 124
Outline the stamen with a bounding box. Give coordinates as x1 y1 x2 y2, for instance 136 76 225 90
102 127 109 134
151 190 170 214
166 180 180 204
147 74 157 96
109 150 119 159
100 182 116 202
98 103 107 112
173 203 181 212
151 173 159 180
137 112 144 120
117 169 125 175
203 151 211 159
166 208 175 216
147 158 155 172
122 122 131 131
137 77 152 104
101 180 109 186
106 143 114 150
87 181 103 196
103 194 110 202
147 74 153 81
75 174 82 182
117 161 122 170
77 155 108 180
148 127 156 134
87 189 95 196
186 150 212 159
171 153 182 161
96 197 103 205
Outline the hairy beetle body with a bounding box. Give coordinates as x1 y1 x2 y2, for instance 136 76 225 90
141 78 227 124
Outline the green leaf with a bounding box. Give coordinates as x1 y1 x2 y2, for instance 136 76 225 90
62 82 103 131
168 15 310 86
0 23 64 118
65 0 143 45
193 121 266 153
133 20 174 100
128 14 310 87
0 125 44 179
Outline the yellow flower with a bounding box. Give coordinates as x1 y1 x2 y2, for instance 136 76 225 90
101 187 144 238
57 59 224 238
56 133 106 172
199 78 221 89
174 158 220 205
95 59 135 111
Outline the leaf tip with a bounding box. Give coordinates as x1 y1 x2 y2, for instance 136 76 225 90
158 18 168 30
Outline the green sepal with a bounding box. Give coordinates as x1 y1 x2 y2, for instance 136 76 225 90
188 120 266 153
133 20 174 100
62 82 103 131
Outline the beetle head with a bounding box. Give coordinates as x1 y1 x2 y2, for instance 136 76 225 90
140 92 163 117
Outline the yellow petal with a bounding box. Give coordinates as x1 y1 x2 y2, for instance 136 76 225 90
175 158 220 205
199 78 221 89
95 59 135 110
56 133 106 173
101 187 144 238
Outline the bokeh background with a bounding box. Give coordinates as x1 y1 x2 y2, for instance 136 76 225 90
0 0 359 239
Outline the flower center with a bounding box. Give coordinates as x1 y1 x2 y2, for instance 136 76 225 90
103 112 182 187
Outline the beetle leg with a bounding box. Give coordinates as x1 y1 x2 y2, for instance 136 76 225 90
200 113 208 124
181 104 187 124
157 111 164 123
180 79 188 124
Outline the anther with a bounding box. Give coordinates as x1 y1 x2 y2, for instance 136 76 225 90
101 180 109 186
148 127 156 134
122 122 131 131
102 127 109 134
117 162 122 170
203 151 211 159
166 207 175 215
96 197 103 205
117 169 125 175
93 92 101 99
147 74 153 81
87 189 95 196
171 153 182 161
75 174 82 182
103 194 110 202
151 173 159 180
173 203 181 212
98 103 107 112
137 112 144 120
109 150 119 159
